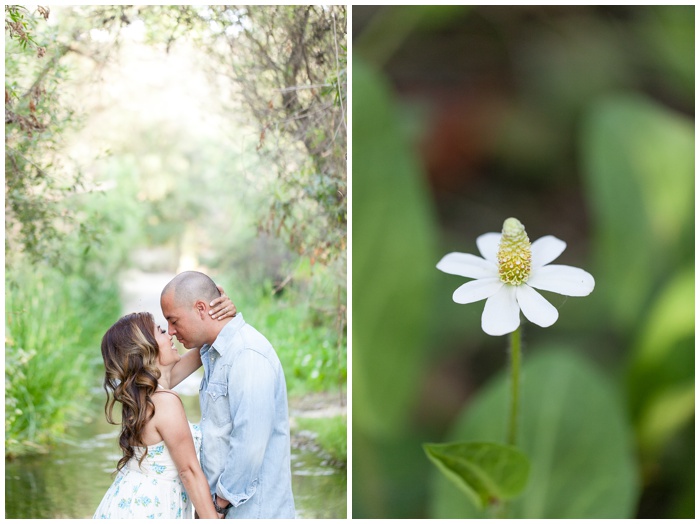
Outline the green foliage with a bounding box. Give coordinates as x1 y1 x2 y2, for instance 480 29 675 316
351 5 692 519
5 264 121 457
198 5 347 265
429 350 639 518
352 57 437 438
355 5 470 68
637 6 694 100
4 6 91 268
581 94 694 332
4 4 346 471
581 94 694 516
131 5 347 266
217 258 346 395
5 5 49 51
424 441 529 510
627 266 694 459
296 416 347 467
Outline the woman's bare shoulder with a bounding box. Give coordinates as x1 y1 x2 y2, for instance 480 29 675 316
151 390 185 415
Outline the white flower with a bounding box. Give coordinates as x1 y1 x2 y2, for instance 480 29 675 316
437 218 595 336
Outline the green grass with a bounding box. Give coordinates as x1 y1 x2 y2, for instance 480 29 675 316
5 265 121 457
296 415 347 467
221 270 347 396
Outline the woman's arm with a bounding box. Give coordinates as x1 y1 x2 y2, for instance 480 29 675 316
208 285 237 320
169 348 203 390
153 393 219 519
170 286 236 388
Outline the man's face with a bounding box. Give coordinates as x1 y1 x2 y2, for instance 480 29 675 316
161 291 202 350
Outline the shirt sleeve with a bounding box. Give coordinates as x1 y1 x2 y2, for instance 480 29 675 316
215 348 277 507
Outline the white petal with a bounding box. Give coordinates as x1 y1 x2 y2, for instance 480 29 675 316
531 235 566 268
476 232 501 263
482 285 520 336
527 265 595 296
516 285 559 328
437 252 498 279
453 278 503 304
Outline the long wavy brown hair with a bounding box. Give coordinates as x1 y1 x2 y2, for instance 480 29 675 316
101 312 162 472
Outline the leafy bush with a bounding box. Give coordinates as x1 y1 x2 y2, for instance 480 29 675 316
5 264 120 457
214 258 346 395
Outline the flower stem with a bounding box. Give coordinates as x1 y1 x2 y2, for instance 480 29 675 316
507 327 521 446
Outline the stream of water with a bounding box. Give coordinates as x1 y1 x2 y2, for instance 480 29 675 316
5 389 346 518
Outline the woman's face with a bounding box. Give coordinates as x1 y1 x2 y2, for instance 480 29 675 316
154 324 181 367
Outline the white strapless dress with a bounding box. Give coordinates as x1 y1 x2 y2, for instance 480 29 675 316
93 422 202 519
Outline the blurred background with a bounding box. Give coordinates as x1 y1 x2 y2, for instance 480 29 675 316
352 5 693 519
5 5 346 518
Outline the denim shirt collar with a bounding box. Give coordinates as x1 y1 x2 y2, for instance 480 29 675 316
200 313 245 357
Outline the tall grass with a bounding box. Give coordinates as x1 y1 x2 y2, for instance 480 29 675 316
255 294 346 395
5 265 121 457
224 272 347 396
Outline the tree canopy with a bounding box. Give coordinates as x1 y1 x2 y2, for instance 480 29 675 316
5 5 347 271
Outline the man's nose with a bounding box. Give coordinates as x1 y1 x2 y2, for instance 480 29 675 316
168 325 176 336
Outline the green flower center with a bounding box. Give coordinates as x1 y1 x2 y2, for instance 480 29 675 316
497 218 531 285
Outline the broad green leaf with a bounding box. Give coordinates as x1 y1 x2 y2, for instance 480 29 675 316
627 265 694 423
631 265 694 371
429 349 639 518
581 94 694 330
424 441 530 509
637 384 694 457
352 58 437 437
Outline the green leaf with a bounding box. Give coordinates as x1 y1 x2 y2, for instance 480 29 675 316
424 441 530 509
352 57 437 438
627 265 694 456
637 384 694 458
628 265 694 384
581 94 694 331
429 349 639 518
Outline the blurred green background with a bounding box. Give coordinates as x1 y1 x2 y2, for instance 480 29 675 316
352 5 693 519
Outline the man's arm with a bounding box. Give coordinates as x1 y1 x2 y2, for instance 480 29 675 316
215 350 277 508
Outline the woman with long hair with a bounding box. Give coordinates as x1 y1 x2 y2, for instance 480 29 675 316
93 292 235 519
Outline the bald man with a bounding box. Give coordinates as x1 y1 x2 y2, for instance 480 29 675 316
161 271 295 519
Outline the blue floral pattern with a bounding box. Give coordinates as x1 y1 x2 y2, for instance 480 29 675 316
93 422 202 519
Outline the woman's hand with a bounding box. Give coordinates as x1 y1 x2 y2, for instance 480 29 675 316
209 285 236 320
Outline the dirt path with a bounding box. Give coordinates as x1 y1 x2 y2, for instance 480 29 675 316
120 269 176 325
289 391 347 420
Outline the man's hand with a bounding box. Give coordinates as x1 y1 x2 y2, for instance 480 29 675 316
215 494 231 518
215 495 230 507
209 285 237 320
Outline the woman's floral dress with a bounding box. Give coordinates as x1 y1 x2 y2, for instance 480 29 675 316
93 423 202 519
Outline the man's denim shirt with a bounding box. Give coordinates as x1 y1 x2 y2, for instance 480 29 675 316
199 313 295 519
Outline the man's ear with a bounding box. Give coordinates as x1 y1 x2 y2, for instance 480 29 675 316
195 300 208 319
